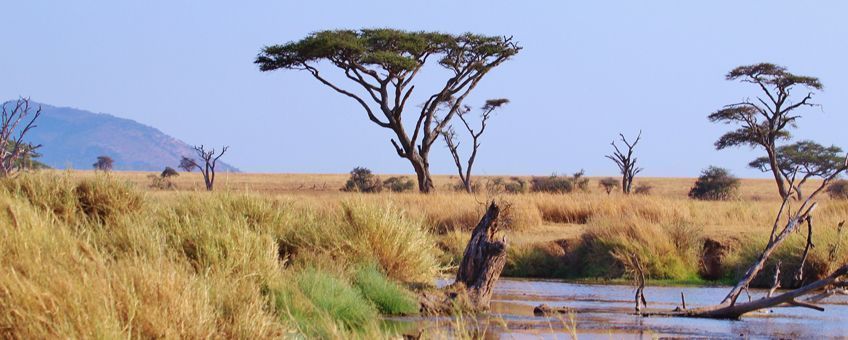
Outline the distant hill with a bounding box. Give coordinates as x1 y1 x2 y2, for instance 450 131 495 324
13 102 239 172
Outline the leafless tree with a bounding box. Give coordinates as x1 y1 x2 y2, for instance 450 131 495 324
606 131 643 194
181 145 228 191
441 98 509 193
0 98 42 177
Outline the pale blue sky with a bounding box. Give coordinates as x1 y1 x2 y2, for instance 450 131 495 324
2 1 846 177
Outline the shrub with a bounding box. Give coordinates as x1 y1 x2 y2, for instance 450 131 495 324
353 265 418 315
599 177 619 194
483 177 527 194
634 184 653 195
382 176 414 193
689 166 739 201
827 180 848 199
341 167 382 193
161 167 179 178
531 171 589 194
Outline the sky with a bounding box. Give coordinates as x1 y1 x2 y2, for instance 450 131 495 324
2 1 846 177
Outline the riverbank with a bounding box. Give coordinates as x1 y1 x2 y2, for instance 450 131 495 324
1 172 845 338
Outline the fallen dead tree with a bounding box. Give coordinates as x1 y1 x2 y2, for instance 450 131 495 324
643 157 848 319
420 202 508 314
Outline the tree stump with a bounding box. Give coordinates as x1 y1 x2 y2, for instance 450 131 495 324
420 202 508 314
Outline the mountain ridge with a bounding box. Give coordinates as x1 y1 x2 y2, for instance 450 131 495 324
8 101 239 172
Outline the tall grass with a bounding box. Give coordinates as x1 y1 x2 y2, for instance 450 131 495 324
0 173 438 338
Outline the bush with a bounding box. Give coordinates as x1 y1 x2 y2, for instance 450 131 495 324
382 176 414 193
599 177 619 194
634 184 653 195
689 166 739 200
161 167 179 178
827 180 848 199
483 177 527 194
531 170 589 194
341 167 382 193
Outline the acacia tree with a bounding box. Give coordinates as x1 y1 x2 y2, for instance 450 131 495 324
606 132 643 194
441 98 509 193
709 63 823 199
92 155 114 172
181 145 228 191
749 140 844 200
0 98 42 177
256 29 521 193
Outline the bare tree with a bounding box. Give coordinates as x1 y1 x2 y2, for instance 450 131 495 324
441 98 509 193
257 29 521 193
606 131 643 194
710 63 823 199
181 145 228 191
92 155 114 172
0 98 42 177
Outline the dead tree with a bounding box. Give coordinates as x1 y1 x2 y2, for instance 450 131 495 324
441 98 509 193
606 131 643 194
0 98 42 177
420 202 508 313
181 145 228 191
644 155 848 320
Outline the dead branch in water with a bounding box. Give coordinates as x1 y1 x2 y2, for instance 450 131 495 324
644 155 848 319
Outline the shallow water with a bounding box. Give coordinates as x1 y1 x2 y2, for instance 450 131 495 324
391 278 848 339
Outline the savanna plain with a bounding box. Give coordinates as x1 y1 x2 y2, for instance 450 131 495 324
2 170 845 338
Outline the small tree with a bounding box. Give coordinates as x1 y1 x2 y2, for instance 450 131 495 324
257 29 521 193
93 155 114 172
441 98 509 193
606 131 643 194
689 166 740 200
0 98 42 176
599 177 620 195
178 157 196 172
341 167 382 193
181 145 228 191
710 63 822 199
749 140 844 200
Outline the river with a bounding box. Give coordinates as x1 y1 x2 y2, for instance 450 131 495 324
390 278 848 339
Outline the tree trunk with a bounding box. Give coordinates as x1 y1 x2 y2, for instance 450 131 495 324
409 154 435 193
766 147 789 199
420 202 507 313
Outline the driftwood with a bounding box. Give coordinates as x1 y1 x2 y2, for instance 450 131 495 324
645 157 848 320
420 202 508 314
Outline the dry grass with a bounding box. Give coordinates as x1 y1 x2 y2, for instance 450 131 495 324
2 170 846 337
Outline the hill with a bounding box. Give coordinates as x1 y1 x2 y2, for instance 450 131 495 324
14 102 238 172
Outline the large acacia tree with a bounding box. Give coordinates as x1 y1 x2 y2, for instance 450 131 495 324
256 29 521 193
709 63 822 199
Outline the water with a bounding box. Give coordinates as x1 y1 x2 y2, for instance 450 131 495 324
391 278 848 339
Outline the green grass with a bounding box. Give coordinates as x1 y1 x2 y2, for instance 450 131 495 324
354 264 419 315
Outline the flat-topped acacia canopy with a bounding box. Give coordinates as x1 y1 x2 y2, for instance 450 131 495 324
256 29 520 193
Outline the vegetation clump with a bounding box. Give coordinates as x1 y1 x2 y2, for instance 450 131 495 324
689 166 740 200
382 176 414 193
341 167 382 193
827 180 848 199
530 171 589 194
